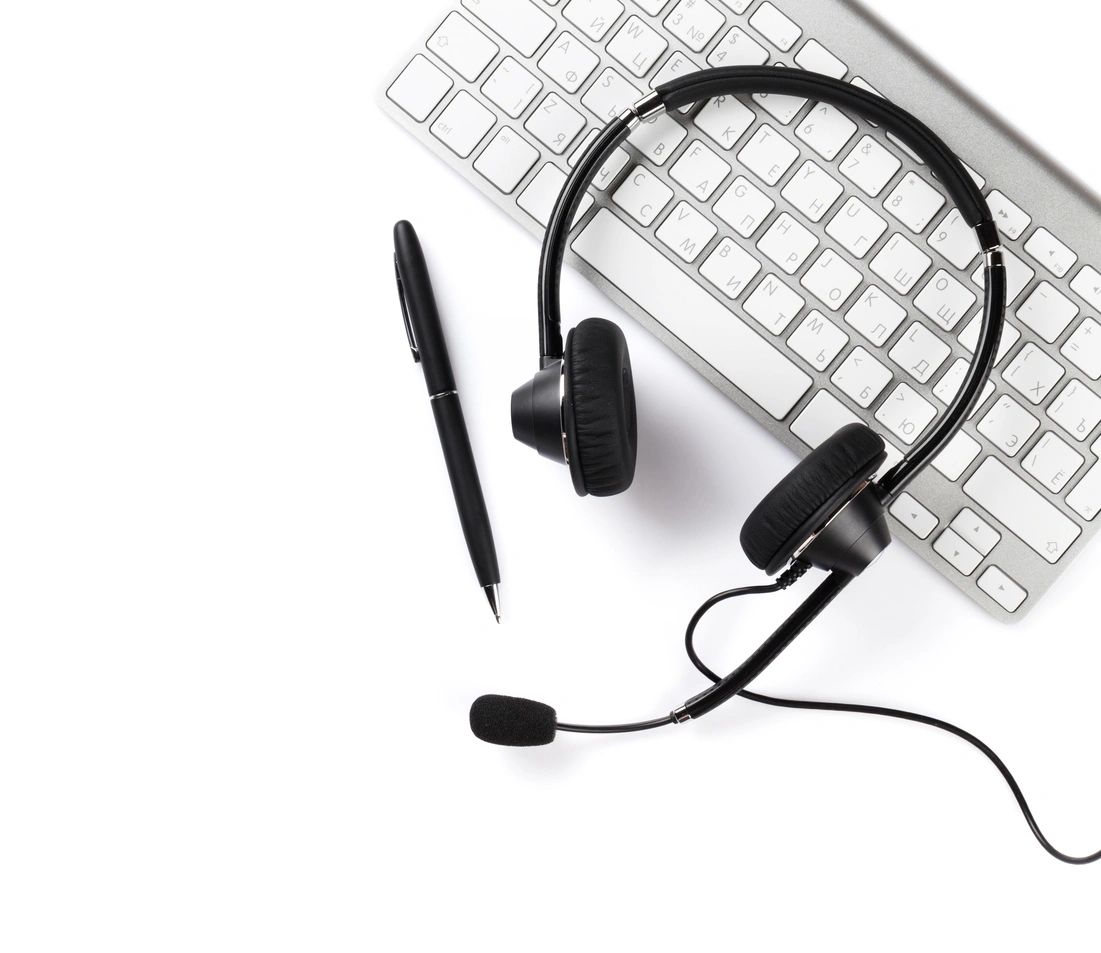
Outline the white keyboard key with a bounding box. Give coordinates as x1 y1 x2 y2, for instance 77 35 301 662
957 312 1019 364
1047 379 1101 442
573 209 812 418
964 458 1081 562
429 13 499 82
888 322 950 384
933 358 996 415
1025 227 1077 279
987 190 1031 241
928 208 981 270
1068 460 1101 521
875 382 937 445
845 285 906 347
563 0 624 41
483 57 543 117
883 172 945 234
744 274 806 335
796 103 857 162
474 127 540 192
387 54 453 122
757 212 818 275
431 91 496 158
525 92 586 154
1023 431 1084 494
656 202 717 262
538 32 599 93
590 146 631 190
891 492 939 539
787 310 849 371
790 391 858 448
518 163 594 225
714 176 774 238
841 136 901 198
951 508 1001 556
933 528 983 576
933 431 981 481
463 0 555 56
801 249 861 311
781 161 843 223
978 567 1027 613
977 394 1039 457
794 39 846 79
633 0 672 12
1062 318 1101 380
738 124 799 186
1002 342 1065 405
1015 281 1079 344
870 233 931 296
825 197 887 259
832 346 892 408
1071 264 1101 312
629 113 687 165
670 140 731 201
612 165 673 226
914 270 975 332
708 27 769 68
664 0 725 52
607 15 668 76
971 247 1034 305
749 2 802 51
581 67 640 122
694 96 755 150
700 237 761 299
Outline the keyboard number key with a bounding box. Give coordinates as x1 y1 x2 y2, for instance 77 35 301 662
841 136 901 198
664 0 725 52
883 172 945 234
796 103 857 162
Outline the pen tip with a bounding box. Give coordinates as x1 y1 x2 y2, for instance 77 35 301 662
483 584 501 624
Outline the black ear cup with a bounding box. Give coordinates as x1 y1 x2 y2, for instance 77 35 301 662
563 318 637 497
740 424 888 575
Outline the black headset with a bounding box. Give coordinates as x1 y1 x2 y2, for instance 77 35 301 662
492 67 1006 733
465 69 1101 864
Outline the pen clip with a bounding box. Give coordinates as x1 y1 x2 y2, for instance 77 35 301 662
395 256 420 363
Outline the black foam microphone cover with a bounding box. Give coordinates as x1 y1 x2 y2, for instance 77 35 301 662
470 695 557 746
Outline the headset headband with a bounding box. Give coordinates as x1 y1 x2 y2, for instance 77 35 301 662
536 67 1007 503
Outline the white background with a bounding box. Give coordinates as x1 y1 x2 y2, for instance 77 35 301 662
2 0 1100 949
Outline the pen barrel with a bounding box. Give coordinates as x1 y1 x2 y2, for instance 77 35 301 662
431 393 500 588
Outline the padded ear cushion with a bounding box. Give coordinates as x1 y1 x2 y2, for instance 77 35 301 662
563 318 637 497
741 424 887 575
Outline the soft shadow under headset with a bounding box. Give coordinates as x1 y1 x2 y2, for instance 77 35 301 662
472 68 1101 864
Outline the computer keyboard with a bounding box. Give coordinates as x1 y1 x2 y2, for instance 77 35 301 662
380 0 1101 621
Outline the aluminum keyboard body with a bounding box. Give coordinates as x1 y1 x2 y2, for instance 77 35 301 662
380 0 1101 621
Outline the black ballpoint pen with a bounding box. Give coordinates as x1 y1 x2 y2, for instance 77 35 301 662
394 220 501 623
